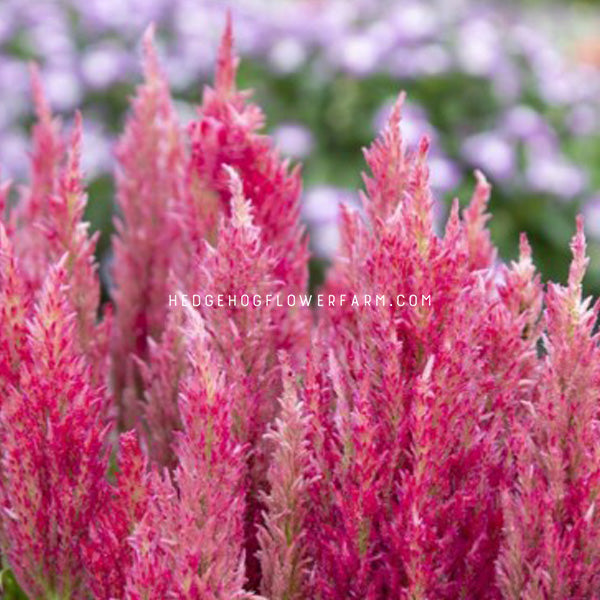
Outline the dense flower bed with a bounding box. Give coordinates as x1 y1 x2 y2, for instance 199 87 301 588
2 17 600 600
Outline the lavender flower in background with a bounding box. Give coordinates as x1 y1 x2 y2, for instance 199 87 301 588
463 132 516 182
302 186 359 258
526 154 587 200
583 195 600 241
272 122 314 160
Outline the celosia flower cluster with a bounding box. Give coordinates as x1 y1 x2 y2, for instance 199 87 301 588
1 16 599 600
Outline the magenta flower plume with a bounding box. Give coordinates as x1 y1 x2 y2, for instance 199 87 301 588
40 112 110 381
111 17 310 471
82 431 149 599
0 225 30 399
10 64 65 295
186 15 308 292
111 24 185 429
302 94 543 598
137 305 186 467
4 70 108 381
43 114 108 367
302 343 399 598
498 217 600 598
0 262 110 599
187 166 310 587
257 352 313 600
126 308 254 599
191 166 308 445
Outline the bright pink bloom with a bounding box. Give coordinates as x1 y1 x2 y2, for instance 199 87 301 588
497 217 600 598
137 304 186 467
190 167 308 445
4 69 108 380
185 15 308 293
111 25 185 429
0 224 30 398
257 352 312 600
126 309 252 599
10 65 65 295
186 167 310 587
82 431 149 599
0 263 110 599
302 95 542 598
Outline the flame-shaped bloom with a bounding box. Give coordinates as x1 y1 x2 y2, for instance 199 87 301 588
257 352 312 600
42 113 109 373
10 65 65 295
191 167 308 445
82 431 149 600
137 304 186 467
111 19 310 474
498 217 600 598
302 95 542 598
187 167 310 587
4 70 108 381
111 25 184 429
185 15 308 292
0 263 110 599
126 309 252 599
0 225 30 399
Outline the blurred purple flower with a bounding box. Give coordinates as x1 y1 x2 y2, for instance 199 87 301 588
429 155 461 193
82 45 131 89
331 33 381 76
502 105 548 140
490 61 521 101
272 122 314 159
412 44 451 76
582 195 600 240
302 185 359 258
463 131 516 181
0 131 29 180
0 4 16 44
43 68 82 111
526 154 587 199
390 2 439 43
81 121 114 179
566 104 598 136
269 37 308 74
456 18 501 77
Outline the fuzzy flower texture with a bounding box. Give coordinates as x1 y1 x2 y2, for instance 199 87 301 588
1 16 599 600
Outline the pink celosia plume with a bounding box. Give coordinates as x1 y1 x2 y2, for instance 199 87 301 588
185 14 308 292
0 263 110 599
3 69 108 380
497 217 600 599
257 352 313 600
126 308 254 599
185 166 310 587
0 225 30 398
82 431 149 599
303 96 543 598
111 24 185 429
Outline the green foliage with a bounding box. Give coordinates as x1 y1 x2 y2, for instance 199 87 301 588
1 568 28 600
